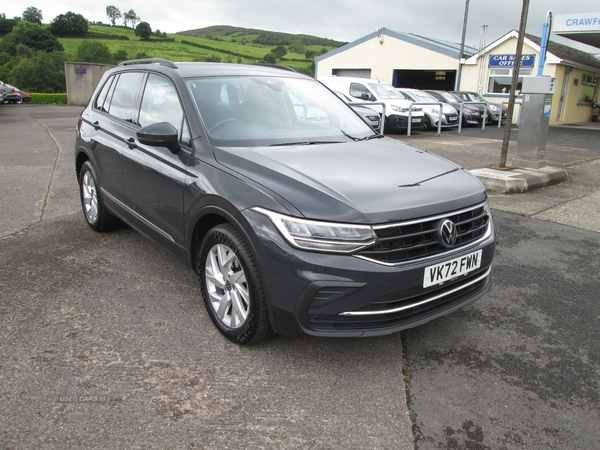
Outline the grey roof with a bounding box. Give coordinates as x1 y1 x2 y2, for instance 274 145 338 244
526 33 600 71
316 27 477 64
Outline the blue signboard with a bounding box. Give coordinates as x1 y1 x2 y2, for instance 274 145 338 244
75 67 87 75
489 54 535 68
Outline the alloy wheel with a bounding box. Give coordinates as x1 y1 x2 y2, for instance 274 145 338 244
205 244 250 329
81 170 99 224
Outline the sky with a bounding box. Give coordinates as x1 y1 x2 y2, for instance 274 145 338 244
4 1 600 54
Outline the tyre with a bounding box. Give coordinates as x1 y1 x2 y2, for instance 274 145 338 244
78 161 121 231
422 115 432 131
197 224 273 345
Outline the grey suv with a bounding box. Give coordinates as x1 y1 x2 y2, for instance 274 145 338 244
75 59 496 345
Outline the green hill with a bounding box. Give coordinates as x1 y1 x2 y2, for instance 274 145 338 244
56 23 344 74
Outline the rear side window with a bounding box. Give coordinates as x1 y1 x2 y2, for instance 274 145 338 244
94 76 115 112
107 72 145 122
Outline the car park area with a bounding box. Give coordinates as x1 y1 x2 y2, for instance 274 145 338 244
1 105 599 449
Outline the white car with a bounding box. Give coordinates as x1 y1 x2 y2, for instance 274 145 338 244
397 88 459 130
319 76 424 133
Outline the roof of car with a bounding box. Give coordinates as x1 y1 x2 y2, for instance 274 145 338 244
115 59 308 79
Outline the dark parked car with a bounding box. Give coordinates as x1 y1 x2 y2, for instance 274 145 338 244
425 90 483 126
3 84 22 104
333 91 381 131
75 59 496 345
452 91 507 124
21 91 31 102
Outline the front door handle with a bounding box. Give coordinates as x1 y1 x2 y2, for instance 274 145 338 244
126 137 137 149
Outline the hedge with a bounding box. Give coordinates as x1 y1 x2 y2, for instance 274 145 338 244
29 93 68 105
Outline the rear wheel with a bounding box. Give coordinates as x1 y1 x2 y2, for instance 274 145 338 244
78 161 121 231
197 224 272 345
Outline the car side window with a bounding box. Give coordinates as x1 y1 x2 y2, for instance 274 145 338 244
108 72 145 122
138 74 190 146
349 83 372 101
94 75 116 112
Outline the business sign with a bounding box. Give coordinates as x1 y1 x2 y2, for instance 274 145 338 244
74 67 87 75
554 13 600 32
489 54 535 68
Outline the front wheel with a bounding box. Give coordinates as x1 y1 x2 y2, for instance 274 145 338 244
422 115 432 131
78 161 121 231
197 224 273 345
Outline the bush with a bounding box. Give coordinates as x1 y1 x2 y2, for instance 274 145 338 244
76 40 113 64
29 93 67 104
10 51 67 92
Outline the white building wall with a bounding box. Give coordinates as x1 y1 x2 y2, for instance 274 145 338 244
316 36 459 83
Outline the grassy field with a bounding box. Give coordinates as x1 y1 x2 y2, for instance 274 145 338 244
57 24 343 73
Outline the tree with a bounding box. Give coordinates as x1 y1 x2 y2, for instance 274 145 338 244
123 10 139 29
135 21 151 40
105 5 121 26
288 39 304 54
0 16 18 35
271 45 287 59
304 50 316 61
50 11 88 36
10 50 67 92
0 21 63 56
76 40 113 64
22 7 43 24
263 53 276 64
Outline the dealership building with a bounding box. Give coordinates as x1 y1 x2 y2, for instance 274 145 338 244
315 12 600 125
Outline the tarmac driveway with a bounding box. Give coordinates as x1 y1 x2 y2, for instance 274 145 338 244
0 105 413 449
1 105 599 449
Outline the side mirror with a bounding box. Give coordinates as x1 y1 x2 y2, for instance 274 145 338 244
360 93 370 101
137 122 180 154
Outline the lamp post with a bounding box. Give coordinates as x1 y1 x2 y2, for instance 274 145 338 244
455 0 470 91
499 0 530 168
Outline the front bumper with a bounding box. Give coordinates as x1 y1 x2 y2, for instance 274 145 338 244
243 209 496 338
386 114 423 131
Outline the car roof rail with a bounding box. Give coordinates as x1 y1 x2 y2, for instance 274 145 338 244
248 63 297 72
118 58 178 69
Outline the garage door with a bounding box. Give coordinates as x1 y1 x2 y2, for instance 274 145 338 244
332 69 372 79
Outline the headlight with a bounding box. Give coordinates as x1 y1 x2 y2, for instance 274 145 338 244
253 207 377 253
390 105 408 113
488 104 499 111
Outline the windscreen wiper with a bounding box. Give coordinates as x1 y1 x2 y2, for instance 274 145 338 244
270 141 344 147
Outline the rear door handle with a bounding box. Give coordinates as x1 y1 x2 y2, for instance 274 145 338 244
92 121 100 130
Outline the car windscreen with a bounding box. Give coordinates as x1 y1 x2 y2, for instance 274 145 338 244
439 92 461 103
368 83 405 100
186 76 375 147
405 90 437 103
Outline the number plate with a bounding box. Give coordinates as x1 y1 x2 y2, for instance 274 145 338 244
423 250 482 288
448 116 457 122
412 117 422 123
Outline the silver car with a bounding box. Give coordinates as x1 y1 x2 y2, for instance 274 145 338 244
397 88 459 130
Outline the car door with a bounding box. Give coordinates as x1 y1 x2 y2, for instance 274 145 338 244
121 73 192 257
83 72 145 204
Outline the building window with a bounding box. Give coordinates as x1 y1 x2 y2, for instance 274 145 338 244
488 68 533 94
577 74 598 105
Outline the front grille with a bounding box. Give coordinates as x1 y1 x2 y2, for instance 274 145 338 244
357 203 489 264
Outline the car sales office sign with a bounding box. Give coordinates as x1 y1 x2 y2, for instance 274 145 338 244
489 54 536 67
